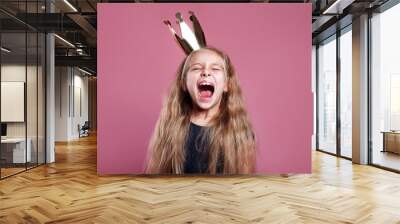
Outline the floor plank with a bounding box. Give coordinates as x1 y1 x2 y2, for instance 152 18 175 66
1 134 400 223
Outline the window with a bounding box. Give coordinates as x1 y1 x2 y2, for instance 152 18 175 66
339 27 352 158
317 35 337 154
371 3 400 171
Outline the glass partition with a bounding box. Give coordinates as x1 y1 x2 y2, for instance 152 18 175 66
339 27 352 158
38 32 45 165
0 31 28 177
371 4 400 171
27 30 38 169
0 1 46 179
317 35 337 154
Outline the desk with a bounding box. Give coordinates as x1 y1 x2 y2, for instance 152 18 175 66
1 138 31 163
382 131 400 154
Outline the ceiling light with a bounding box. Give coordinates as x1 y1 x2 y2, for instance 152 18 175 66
63 0 78 12
322 0 354 15
78 67 93 76
1 47 11 53
54 34 75 48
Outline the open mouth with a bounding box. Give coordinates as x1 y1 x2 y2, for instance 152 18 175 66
197 81 215 99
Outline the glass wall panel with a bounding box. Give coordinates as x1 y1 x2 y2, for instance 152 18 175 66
26 0 40 169
0 30 28 177
317 35 337 154
0 1 46 179
371 4 400 171
312 45 317 151
339 27 352 158
38 32 45 165
27 30 38 169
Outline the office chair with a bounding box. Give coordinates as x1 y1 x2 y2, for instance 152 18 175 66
79 121 90 138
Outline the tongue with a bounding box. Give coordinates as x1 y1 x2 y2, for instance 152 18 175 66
200 90 212 98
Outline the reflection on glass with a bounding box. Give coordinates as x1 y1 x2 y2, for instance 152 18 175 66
38 33 46 165
371 4 400 171
0 0 46 178
1 32 27 177
318 36 337 154
390 75 400 130
27 31 38 169
312 46 317 150
340 28 352 158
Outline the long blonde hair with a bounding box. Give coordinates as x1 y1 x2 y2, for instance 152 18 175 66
146 47 256 174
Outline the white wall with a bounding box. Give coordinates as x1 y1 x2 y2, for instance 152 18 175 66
1 63 46 164
1 82 25 122
55 66 69 141
1 65 26 134
1 64 42 137
55 66 89 141
72 73 89 138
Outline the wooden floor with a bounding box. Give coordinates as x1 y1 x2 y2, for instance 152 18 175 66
1 167 26 178
372 150 400 171
1 134 400 223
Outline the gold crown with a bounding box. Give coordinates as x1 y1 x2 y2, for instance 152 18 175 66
163 11 207 55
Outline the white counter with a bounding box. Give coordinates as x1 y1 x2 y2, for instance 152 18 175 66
1 138 32 163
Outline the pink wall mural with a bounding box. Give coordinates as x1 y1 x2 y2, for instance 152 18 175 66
97 3 312 174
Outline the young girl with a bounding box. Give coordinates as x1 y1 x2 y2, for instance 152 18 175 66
146 46 256 174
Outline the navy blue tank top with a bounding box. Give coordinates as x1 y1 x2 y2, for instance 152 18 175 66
183 122 223 174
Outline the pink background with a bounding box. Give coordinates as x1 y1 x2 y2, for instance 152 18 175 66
97 3 312 174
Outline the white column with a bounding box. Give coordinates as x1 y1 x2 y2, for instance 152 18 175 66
46 1 55 163
352 14 369 164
